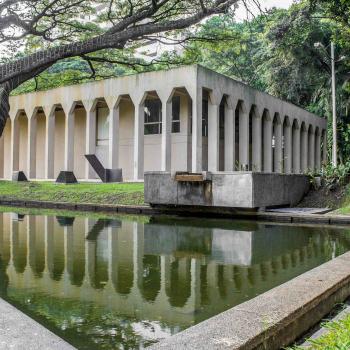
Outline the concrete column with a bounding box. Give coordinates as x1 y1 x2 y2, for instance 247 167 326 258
315 131 321 170
263 118 272 172
252 113 262 171
161 98 172 171
108 102 120 169
191 88 202 172
11 114 20 173
308 129 315 171
274 122 283 173
44 107 55 179
300 127 308 173
208 102 220 172
27 114 37 179
239 107 249 170
84 101 96 179
224 107 235 171
134 100 144 180
292 125 301 174
186 98 192 172
63 105 74 172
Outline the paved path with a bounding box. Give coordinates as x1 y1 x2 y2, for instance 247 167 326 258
0 298 75 350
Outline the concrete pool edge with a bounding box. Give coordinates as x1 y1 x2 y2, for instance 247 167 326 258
149 251 350 350
1 197 350 225
0 297 75 349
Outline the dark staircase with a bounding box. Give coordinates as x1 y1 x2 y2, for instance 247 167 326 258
85 154 122 183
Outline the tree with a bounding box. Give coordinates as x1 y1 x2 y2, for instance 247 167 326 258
182 1 350 162
0 0 239 135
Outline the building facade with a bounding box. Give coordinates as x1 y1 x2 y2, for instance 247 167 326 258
1 65 327 181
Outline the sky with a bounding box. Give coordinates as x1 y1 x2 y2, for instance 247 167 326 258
235 0 295 21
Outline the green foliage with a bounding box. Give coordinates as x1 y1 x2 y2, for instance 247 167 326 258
182 1 350 163
289 311 350 349
320 162 350 186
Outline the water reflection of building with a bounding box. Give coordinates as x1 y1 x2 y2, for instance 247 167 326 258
0 212 348 330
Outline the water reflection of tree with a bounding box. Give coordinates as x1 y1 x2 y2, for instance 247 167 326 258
1 293 166 350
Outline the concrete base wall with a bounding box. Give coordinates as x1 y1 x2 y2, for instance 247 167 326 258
144 172 310 209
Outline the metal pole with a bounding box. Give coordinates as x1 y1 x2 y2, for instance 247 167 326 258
331 42 337 167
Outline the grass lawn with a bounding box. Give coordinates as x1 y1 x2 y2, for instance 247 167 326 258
0 181 145 206
288 312 350 350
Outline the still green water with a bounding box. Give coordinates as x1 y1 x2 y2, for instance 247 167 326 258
0 210 349 349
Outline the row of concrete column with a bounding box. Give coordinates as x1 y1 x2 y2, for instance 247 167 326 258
7 88 326 180
205 97 326 174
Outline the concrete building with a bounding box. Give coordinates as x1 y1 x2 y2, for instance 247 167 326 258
1 65 327 181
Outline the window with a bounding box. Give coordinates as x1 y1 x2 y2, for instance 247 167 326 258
172 96 180 133
144 99 162 135
96 106 109 146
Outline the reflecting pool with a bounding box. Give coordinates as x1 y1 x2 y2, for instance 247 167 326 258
0 211 349 349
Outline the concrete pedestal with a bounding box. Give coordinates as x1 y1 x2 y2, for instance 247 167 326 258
145 171 310 209
56 171 78 184
12 171 28 182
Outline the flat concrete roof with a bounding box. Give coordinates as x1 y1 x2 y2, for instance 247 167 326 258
0 297 75 350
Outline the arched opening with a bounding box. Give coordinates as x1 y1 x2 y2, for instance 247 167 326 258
114 95 134 180
201 89 209 171
170 88 192 172
249 105 261 171
111 223 134 295
53 105 65 179
308 124 315 171
272 113 282 173
96 229 109 289
262 109 272 172
28 216 45 277
292 119 300 174
12 219 27 274
321 129 327 166
90 98 109 179
30 108 47 179
68 218 85 286
248 107 253 171
166 258 191 308
283 116 291 174
300 122 308 173
140 255 161 302
47 219 65 281
219 96 226 171
234 100 245 170
70 101 87 179
143 91 164 171
315 127 321 170
217 265 227 298
12 110 28 176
